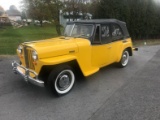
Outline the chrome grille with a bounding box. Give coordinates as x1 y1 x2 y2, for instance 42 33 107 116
24 46 35 70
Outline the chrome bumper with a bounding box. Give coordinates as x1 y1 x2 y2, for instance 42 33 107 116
133 47 138 51
12 61 44 87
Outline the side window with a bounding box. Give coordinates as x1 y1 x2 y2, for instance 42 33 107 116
101 24 111 44
93 26 101 44
111 24 123 41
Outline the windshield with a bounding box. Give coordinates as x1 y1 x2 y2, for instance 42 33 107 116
64 24 93 38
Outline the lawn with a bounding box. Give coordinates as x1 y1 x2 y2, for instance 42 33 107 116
0 25 160 55
0 25 59 54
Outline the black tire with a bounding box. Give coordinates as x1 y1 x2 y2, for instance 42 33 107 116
47 65 75 96
117 50 129 68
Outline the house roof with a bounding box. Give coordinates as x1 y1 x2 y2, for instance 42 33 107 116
6 5 21 16
6 9 21 16
0 6 5 14
10 5 17 10
0 6 8 18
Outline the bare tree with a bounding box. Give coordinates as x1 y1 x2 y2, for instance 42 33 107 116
22 0 51 26
45 0 63 35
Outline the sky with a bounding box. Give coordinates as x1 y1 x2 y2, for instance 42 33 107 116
0 0 160 11
0 0 22 11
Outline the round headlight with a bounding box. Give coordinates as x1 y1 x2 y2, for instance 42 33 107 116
17 45 23 54
32 50 38 60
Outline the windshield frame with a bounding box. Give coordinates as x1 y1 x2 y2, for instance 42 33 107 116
64 23 94 40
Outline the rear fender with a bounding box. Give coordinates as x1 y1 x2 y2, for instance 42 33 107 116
116 46 133 63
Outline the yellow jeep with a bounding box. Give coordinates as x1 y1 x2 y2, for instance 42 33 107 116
12 19 136 95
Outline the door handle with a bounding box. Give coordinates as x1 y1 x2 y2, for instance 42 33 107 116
108 46 112 49
122 40 127 43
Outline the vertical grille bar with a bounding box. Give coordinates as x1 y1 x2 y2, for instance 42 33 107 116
24 46 29 68
23 46 35 70
28 49 35 70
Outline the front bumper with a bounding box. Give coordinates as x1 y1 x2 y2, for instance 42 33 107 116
12 61 44 87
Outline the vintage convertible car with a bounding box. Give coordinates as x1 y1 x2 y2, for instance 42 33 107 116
12 19 137 95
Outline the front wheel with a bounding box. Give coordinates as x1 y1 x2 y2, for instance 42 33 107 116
47 65 75 96
117 50 129 68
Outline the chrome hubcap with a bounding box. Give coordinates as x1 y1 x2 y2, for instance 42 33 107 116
55 69 75 94
122 51 129 66
58 75 70 88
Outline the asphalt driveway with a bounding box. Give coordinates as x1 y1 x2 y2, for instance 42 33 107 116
0 45 160 120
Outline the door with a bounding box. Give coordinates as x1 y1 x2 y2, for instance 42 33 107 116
91 24 113 67
110 23 124 62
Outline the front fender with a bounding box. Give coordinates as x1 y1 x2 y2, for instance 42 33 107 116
38 54 99 77
39 55 77 65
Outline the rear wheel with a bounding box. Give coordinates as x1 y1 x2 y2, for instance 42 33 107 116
47 65 75 96
117 50 129 68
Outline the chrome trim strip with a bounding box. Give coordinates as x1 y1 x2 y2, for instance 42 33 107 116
12 61 44 87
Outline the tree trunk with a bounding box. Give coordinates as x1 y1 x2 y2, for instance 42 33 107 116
55 19 61 35
56 24 61 35
40 20 43 27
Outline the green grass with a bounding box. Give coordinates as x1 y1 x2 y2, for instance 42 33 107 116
0 25 58 54
0 25 160 55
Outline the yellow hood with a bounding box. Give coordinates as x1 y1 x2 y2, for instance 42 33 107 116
23 37 79 59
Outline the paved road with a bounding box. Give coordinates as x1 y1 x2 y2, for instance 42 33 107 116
0 45 160 120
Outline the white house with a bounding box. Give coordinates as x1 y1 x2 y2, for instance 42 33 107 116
59 0 92 27
0 6 9 24
6 5 21 21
